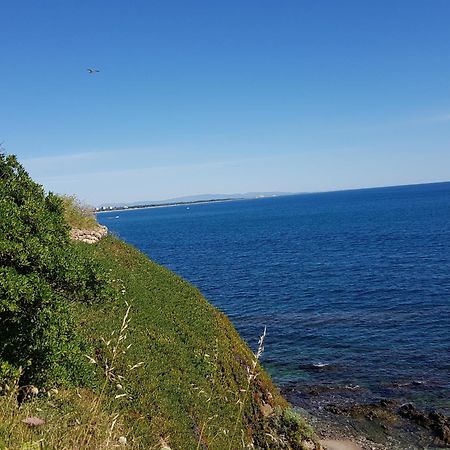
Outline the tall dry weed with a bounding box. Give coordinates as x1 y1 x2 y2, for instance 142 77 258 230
0 301 143 449
227 326 266 450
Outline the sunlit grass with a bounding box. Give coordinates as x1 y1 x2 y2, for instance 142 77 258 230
60 195 98 230
1 234 317 449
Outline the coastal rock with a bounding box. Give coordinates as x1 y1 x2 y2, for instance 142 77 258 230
398 403 430 427
398 404 450 444
70 225 108 244
325 400 399 424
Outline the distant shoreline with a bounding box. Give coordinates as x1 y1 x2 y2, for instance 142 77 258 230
95 181 450 214
95 197 243 214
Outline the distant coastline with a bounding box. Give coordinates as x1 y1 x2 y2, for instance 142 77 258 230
95 197 242 213
95 181 450 214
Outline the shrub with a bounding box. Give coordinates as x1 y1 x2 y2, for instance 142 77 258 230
0 154 114 387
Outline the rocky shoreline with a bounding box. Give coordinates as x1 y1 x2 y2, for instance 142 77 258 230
283 386 450 449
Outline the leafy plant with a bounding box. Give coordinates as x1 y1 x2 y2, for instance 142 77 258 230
0 153 115 387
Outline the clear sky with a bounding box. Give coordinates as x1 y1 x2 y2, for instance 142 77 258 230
1 1 450 205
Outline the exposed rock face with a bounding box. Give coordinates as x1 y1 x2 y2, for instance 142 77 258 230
320 399 450 447
398 403 450 444
70 225 108 244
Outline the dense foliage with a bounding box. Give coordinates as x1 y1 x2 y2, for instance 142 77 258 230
0 154 115 387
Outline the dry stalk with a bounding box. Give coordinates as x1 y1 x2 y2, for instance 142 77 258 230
196 338 219 450
80 301 139 448
227 326 266 450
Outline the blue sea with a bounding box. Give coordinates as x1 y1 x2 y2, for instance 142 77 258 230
98 182 450 414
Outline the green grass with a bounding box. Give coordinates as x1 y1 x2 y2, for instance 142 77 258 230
73 236 317 449
0 385 129 450
1 235 317 449
0 159 317 449
60 195 98 230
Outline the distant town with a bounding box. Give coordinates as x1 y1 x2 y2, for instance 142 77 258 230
95 197 239 213
95 192 290 213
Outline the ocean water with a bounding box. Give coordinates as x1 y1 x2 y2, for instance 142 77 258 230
98 183 450 414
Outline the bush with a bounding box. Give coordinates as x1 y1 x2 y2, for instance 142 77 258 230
0 154 115 387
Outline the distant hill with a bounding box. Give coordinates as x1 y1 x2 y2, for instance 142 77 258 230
98 191 292 208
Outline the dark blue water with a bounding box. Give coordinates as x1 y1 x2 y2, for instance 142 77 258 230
98 183 450 413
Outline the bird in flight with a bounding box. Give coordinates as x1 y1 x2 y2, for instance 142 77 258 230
87 68 100 74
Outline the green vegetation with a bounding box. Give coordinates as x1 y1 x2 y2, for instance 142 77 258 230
0 154 318 449
0 384 128 449
0 154 115 388
73 236 317 449
60 195 98 230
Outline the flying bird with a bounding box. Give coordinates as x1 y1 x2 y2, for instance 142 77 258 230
87 68 100 74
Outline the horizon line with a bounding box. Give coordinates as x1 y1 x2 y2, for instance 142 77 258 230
97 179 450 208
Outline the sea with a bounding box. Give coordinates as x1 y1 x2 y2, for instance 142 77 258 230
98 182 450 418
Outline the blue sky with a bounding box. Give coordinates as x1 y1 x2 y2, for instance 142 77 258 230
1 0 450 205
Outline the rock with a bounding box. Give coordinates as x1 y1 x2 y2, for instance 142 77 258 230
260 402 273 417
22 417 45 426
398 403 450 444
325 404 344 415
398 403 431 428
70 225 108 244
428 411 450 443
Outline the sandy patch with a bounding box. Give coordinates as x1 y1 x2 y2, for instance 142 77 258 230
320 440 362 450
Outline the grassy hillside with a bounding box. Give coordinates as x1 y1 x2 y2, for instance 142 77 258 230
76 236 318 449
0 154 319 449
1 235 319 449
